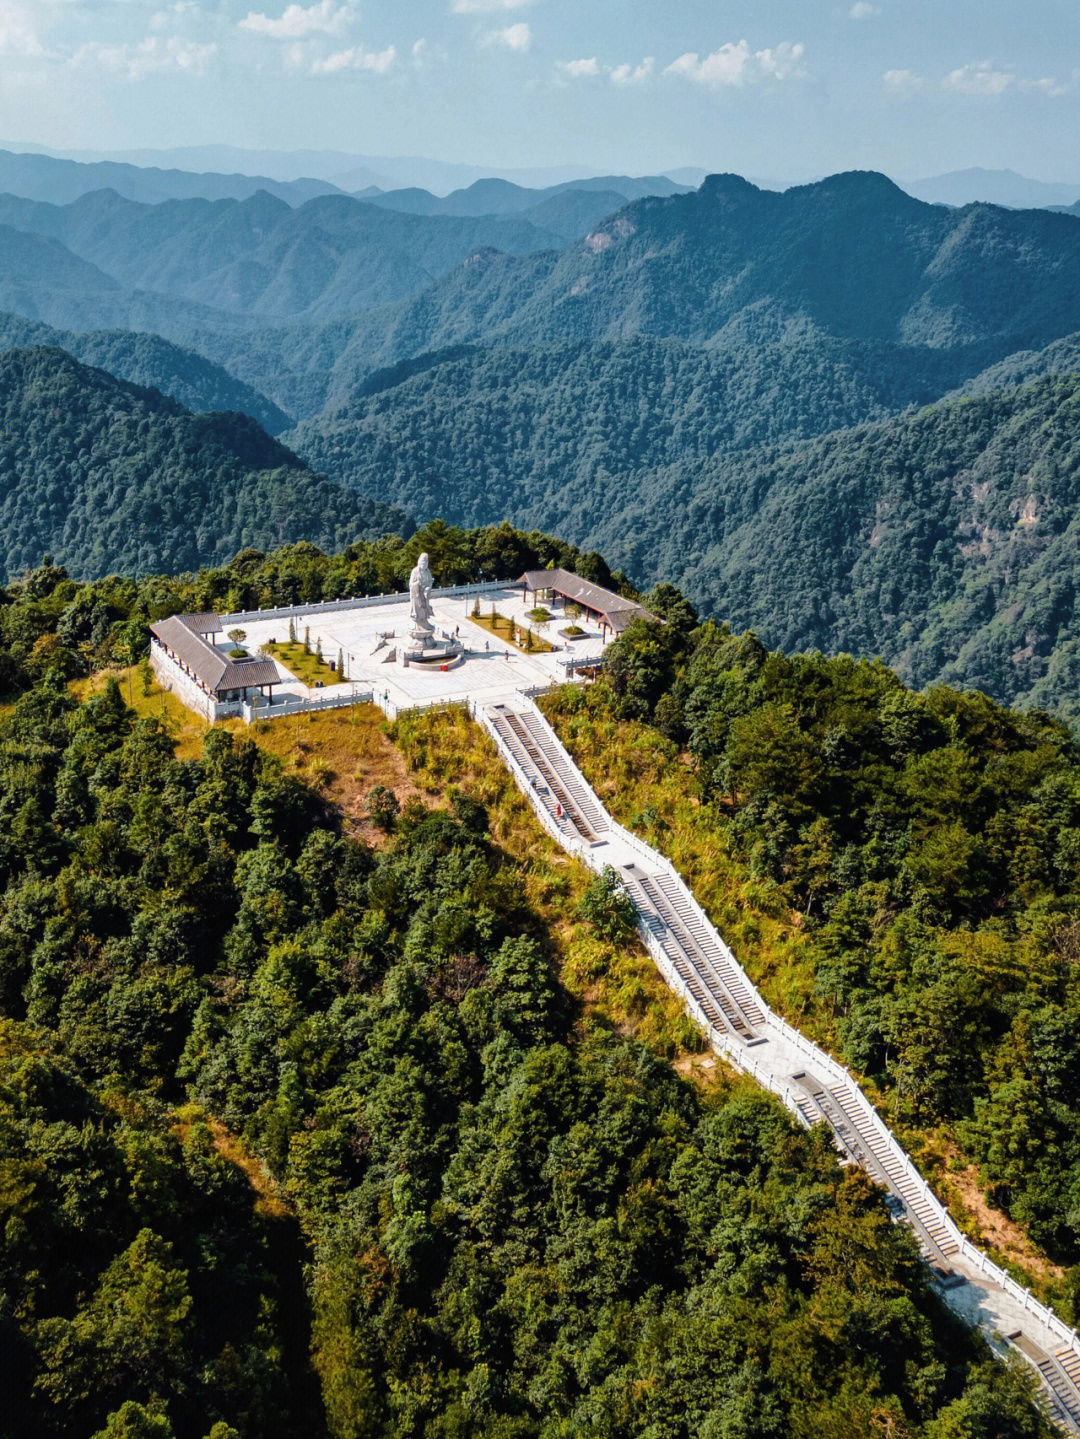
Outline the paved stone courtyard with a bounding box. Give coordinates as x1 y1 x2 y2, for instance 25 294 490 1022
226 585 609 717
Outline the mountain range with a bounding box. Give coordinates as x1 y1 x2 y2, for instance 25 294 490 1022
7 143 709 194
6 165 1080 717
0 313 291 432
903 167 1080 210
0 148 345 207
6 170 1080 416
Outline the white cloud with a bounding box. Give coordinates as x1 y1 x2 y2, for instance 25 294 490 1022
941 60 1012 95
559 56 599 78
755 42 805 80
0 3 47 57
412 37 426 62
71 36 216 79
483 22 531 50
666 41 749 87
311 43 396 73
151 2 199 30
849 2 879 17
452 0 530 10
239 0 353 39
1023 75 1068 96
610 57 653 84
665 39 804 87
883 67 922 95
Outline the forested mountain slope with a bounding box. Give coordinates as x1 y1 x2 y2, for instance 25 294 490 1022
293 349 1080 723
0 188 570 325
315 171 1080 381
358 172 689 217
553 614 1080 1284
0 347 405 580
0 545 1059 1438
5 172 1080 425
0 313 291 432
286 331 964 504
610 370 1080 721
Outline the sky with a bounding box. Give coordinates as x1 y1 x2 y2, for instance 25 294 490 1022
2 0 1079 183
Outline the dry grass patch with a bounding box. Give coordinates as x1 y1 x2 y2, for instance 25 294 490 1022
392 706 700 1059
540 688 814 1025
933 1139 1067 1284
239 704 429 843
173 1104 290 1220
73 665 212 761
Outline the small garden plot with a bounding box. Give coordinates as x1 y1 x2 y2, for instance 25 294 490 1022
266 638 341 685
469 606 556 653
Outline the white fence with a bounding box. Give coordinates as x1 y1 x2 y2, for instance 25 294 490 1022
241 686 374 723
222 581 518 628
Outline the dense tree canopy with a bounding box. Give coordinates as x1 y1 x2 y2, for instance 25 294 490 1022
593 612 1080 1268
0 347 406 581
285 345 1080 725
0 652 1053 1438
0 312 292 433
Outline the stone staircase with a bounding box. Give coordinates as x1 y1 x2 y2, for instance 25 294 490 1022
1010 1333 1080 1431
475 690 1080 1432
486 702 609 843
619 863 762 1040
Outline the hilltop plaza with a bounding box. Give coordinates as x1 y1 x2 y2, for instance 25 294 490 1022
149 568 653 722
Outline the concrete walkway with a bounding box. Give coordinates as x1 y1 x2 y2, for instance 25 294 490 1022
475 690 1080 1434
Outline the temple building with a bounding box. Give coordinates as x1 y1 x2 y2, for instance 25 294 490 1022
149 613 280 721
516 569 654 638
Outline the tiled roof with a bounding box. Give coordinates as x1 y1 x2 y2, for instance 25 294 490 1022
183 613 224 635
517 569 654 629
150 615 280 693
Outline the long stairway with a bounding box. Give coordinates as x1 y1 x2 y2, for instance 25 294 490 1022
476 690 1080 1432
487 702 609 843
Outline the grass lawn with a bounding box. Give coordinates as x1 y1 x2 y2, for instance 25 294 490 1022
468 608 555 653
266 639 340 686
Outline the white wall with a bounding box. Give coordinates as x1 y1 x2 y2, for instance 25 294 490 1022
150 642 237 722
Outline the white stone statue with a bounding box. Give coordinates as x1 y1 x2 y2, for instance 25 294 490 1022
408 552 435 637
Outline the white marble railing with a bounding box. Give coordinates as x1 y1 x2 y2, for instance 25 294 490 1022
222 581 516 627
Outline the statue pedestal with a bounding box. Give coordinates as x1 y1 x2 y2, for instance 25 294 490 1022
400 631 465 669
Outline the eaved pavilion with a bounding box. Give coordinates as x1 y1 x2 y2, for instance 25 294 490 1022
516 569 654 638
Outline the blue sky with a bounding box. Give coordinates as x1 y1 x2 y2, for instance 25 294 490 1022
2 0 1078 182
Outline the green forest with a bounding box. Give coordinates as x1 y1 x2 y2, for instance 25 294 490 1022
288 349 1080 725
564 600 1080 1284
286 331 963 510
0 347 406 581
0 535 1062 1439
0 313 293 433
